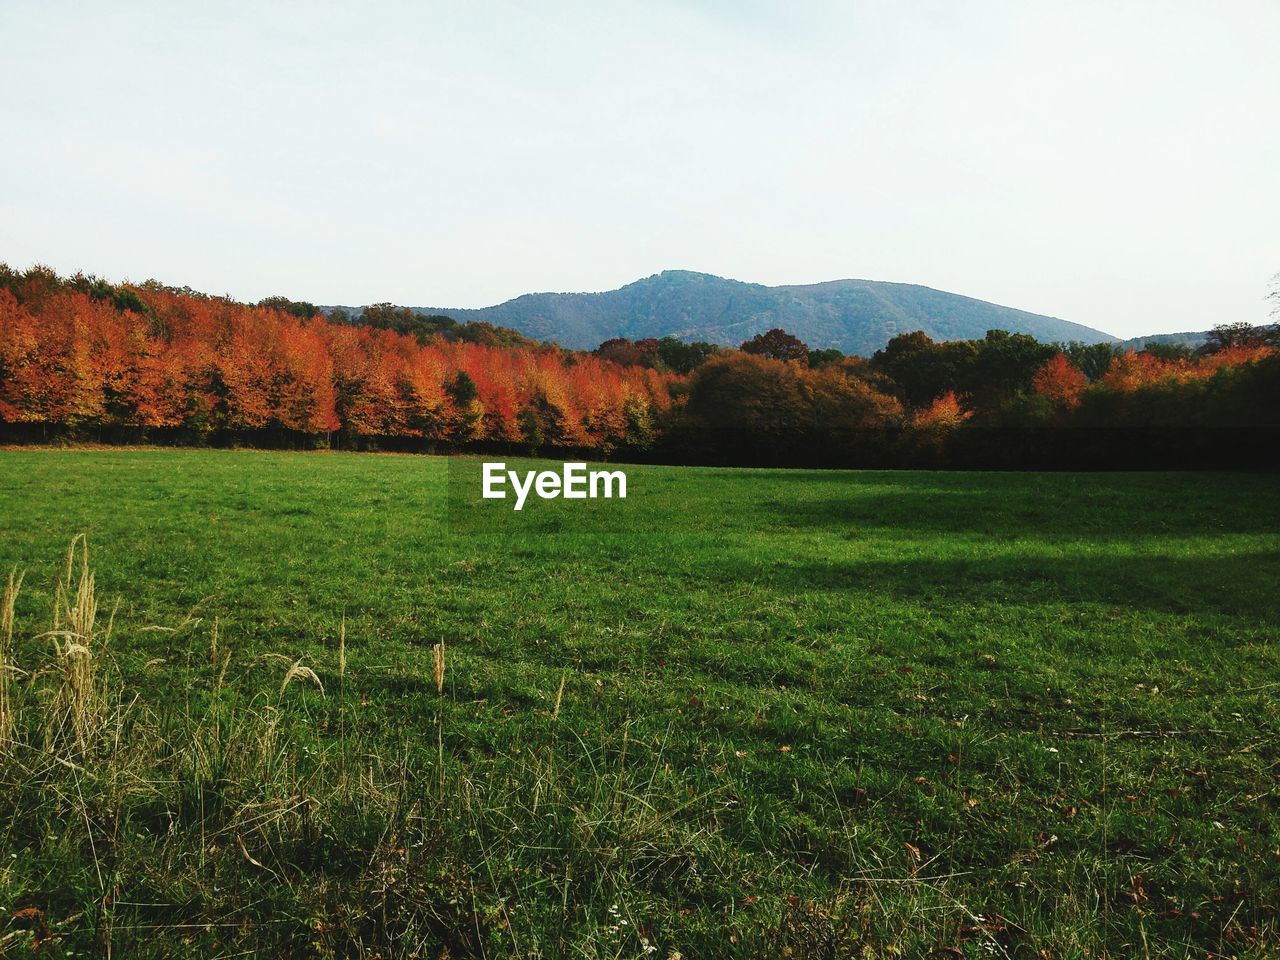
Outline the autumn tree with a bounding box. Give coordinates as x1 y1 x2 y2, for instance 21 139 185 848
911 391 970 429
805 363 903 458
1100 350 1173 392
0 265 679 452
679 352 900 465
9 262 1277 468
594 337 661 368
740 328 809 363
684 352 807 458
1032 354 1088 408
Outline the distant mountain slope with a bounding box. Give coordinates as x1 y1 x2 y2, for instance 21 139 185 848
397 270 1117 354
1119 330 1210 350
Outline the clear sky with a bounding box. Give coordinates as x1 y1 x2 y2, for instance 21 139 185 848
2 0 1277 337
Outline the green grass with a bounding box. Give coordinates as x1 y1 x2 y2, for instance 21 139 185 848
0 448 1278 958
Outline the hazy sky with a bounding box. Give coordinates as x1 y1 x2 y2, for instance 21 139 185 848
2 1 1277 337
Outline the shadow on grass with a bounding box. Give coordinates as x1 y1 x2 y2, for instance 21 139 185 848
757 472 1280 538
694 549 1280 623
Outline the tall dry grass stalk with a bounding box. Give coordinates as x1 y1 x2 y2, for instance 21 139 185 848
280 660 325 697
338 616 347 681
432 639 447 788
552 670 567 720
47 536 112 753
0 568 24 747
211 618 232 692
432 639 446 695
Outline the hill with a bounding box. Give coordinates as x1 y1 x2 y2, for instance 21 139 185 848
1120 330 1211 350
385 270 1118 354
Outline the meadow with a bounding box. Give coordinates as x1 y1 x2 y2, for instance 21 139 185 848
0 448 1277 958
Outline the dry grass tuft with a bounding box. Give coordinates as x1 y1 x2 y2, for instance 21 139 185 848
432 638 445 694
280 659 325 697
46 536 112 753
0 567 24 747
338 615 347 681
552 670 567 720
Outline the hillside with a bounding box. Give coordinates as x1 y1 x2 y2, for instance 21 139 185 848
391 270 1118 354
1120 330 1211 350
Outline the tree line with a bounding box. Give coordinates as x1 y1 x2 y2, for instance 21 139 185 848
2 263 1277 468
654 324 1279 468
0 265 672 454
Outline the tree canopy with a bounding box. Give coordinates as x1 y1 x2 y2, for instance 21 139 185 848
2 263 1277 468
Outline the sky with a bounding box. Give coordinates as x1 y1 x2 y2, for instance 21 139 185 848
2 0 1277 338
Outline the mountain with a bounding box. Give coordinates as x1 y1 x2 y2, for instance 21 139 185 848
392 270 1117 355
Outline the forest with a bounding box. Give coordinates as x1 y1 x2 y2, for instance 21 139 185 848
1 264 1277 468
0 266 674 455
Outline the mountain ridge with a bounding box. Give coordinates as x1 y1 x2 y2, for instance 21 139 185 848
332 270 1120 355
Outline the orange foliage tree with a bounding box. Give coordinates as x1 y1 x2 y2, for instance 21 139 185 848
1032 354 1088 408
1100 346 1276 393
911 391 970 429
0 278 678 452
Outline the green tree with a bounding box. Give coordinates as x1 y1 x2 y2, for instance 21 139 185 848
656 337 718 374
871 332 977 407
446 371 483 441
1142 342 1194 362
968 330 1057 410
1062 341 1123 380
1204 322 1279 352
807 347 845 367
258 296 320 319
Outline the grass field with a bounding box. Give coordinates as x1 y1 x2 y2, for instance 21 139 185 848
0 449 1278 958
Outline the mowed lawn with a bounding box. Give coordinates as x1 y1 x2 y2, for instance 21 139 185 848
1 449 1278 958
